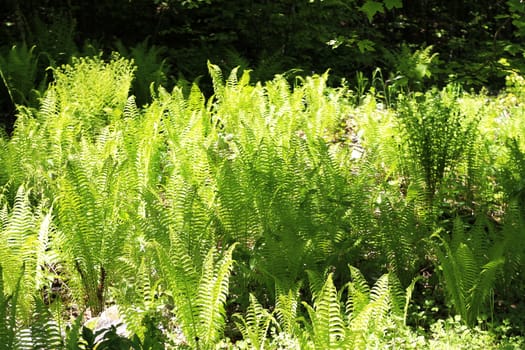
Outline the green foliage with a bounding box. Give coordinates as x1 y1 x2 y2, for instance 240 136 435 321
115 39 169 106
51 54 135 137
155 242 237 348
303 273 345 349
294 266 411 349
0 44 47 107
384 44 439 91
0 265 22 350
360 0 403 22
234 294 276 350
1 55 525 348
397 85 480 206
432 218 505 326
0 186 56 318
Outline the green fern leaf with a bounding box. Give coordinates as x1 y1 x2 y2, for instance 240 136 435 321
275 284 301 335
30 298 63 349
207 61 224 102
304 273 345 349
195 243 237 346
234 293 275 350
347 265 370 317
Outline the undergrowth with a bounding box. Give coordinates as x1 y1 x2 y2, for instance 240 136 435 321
0 56 524 348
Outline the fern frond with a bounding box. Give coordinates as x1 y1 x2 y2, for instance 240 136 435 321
234 293 275 350
0 186 57 319
306 270 326 304
303 273 345 349
346 265 370 317
207 61 224 102
432 231 468 321
456 243 478 303
195 243 237 346
368 274 393 317
347 273 395 348
468 257 504 323
152 235 199 331
123 95 140 120
274 284 301 335
58 152 138 314
30 297 63 349
387 273 406 318
432 225 505 326
403 276 422 326
0 264 24 349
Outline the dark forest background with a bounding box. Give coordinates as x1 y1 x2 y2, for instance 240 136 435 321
1 0 525 130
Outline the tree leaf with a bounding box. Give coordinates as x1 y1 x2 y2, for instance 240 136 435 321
384 0 403 10
360 1 384 22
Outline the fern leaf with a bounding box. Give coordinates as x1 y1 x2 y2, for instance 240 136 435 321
195 243 237 346
347 265 370 317
207 61 224 102
368 274 392 317
234 293 275 350
348 273 393 343
30 298 63 349
0 264 24 350
468 257 504 324
304 273 345 349
275 284 301 335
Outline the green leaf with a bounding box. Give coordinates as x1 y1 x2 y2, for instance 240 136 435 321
357 39 376 53
384 0 403 10
360 1 384 22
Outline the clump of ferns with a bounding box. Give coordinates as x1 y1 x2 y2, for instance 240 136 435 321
152 238 238 349
231 267 414 349
432 216 506 327
396 84 481 214
0 185 62 321
0 264 65 350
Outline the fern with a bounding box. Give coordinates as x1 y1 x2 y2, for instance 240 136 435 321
303 273 345 349
51 54 135 138
297 267 411 349
116 257 163 342
0 266 61 349
29 297 63 349
0 186 56 319
345 267 407 348
373 196 424 285
234 293 276 350
432 218 505 325
115 38 169 106
207 61 225 103
346 265 371 318
274 283 301 336
0 264 23 350
57 151 138 314
397 84 480 207
194 243 237 346
0 44 45 107
64 314 84 350
154 237 237 349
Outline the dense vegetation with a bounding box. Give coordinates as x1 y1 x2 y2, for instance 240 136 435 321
2 0 525 119
1 1 525 349
0 54 524 349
